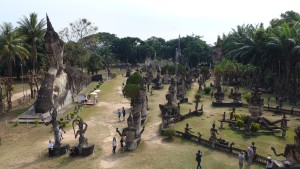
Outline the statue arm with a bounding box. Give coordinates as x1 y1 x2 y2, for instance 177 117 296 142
116 128 123 137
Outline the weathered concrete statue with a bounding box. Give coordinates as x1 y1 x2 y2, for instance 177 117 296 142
35 15 89 116
72 116 94 156
116 91 146 150
40 105 69 156
271 126 300 167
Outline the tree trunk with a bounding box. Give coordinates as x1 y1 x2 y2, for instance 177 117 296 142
29 71 34 99
7 56 13 111
0 84 3 114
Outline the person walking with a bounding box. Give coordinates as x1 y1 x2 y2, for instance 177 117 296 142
122 107 126 121
266 157 274 169
117 109 121 121
196 150 202 169
247 145 254 166
48 140 54 157
112 137 117 154
238 151 245 169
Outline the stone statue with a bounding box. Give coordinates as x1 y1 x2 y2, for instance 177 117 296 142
185 123 194 135
72 116 88 148
35 15 89 115
271 126 300 165
40 105 69 155
210 122 219 141
222 112 226 121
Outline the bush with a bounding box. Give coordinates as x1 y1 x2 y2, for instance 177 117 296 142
195 93 201 101
96 84 100 88
251 122 260 132
203 87 211 95
34 120 39 126
239 114 247 121
70 113 75 119
61 120 67 128
236 119 244 129
13 120 19 127
163 128 175 138
233 113 239 120
243 93 251 103
111 72 117 78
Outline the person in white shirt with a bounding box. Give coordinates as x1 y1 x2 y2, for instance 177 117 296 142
112 137 117 154
48 140 54 157
238 151 245 169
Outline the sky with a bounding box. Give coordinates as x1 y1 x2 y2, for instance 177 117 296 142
0 0 299 45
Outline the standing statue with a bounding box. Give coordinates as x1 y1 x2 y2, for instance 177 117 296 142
72 116 88 148
271 126 300 166
40 105 69 156
71 116 94 156
209 122 219 142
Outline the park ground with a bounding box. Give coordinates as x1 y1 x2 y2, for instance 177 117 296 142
1 70 299 169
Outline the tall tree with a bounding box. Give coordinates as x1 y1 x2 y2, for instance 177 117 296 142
17 13 46 98
0 22 29 111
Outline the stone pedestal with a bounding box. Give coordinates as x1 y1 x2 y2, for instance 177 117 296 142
53 144 70 156
74 143 95 156
273 160 300 169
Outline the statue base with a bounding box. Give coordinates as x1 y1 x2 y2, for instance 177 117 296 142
152 85 164 90
273 160 300 169
126 137 142 151
53 144 70 156
74 143 95 156
212 101 243 107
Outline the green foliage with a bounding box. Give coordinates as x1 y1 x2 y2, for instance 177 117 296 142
194 92 201 101
233 113 239 120
243 93 251 103
87 52 104 75
203 87 211 94
96 84 100 88
70 113 75 119
161 64 185 75
122 84 141 100
200 67 209 77
162 128 175 138
126 72 142 85
236 119 244 129
251 122 260 132
61 120 67 128
34 120 39 126
239 114 247 121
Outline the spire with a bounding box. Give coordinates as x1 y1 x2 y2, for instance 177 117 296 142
46 13 55 32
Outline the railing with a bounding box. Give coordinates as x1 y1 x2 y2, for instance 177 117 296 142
173 130 268 166
264 106 300 116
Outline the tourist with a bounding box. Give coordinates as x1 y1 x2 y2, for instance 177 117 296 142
195 150 202 169
238 151 245 169
48 140 54 157
122 107 126 121
118 109 121 121
120 137 124 153
247 145 254 166
112 137 117 154
266 157 274 169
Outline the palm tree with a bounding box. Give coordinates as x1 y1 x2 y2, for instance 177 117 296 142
17 13 46 98
267 23 300 97
0 22 30 111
